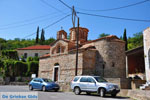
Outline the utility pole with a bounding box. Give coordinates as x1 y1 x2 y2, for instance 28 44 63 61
75 17 79 76
72 6 79 76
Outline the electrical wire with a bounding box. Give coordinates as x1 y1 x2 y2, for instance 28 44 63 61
76 0 150 12
40 0 66 14
0 13 65 30
0 12 59 27
77 12 150 22
23 14 71 39
58 0 72 10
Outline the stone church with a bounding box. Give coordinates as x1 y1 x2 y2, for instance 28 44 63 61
38 27 126 83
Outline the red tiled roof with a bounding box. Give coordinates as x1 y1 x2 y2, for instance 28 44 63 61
50 39 69 46
17 45 50 50
40 53 50 59
81 35 125 45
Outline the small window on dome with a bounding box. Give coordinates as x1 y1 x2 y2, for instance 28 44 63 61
57 45 61 53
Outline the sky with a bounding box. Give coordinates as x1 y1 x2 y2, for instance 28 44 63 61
0 0 150 40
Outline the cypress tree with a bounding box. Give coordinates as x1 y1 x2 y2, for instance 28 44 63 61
36 26 39 43
36 26 39 44
40 29 45 44
123 28 128 51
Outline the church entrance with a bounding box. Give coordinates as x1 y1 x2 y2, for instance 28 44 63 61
53 63 59 82
54 67 58 81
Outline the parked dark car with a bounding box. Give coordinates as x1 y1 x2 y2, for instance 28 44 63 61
29 78 60 92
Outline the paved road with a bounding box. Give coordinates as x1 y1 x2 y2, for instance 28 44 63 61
0 86 132 100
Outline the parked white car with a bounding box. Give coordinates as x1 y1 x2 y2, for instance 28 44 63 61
71 76 120 97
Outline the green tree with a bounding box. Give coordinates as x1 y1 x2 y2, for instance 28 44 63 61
98 33 110 38
26 57 33 62
123 29 128 51
44 37 55 45
36 26 39 44
21 56 26 62
40 29 45 45
128 32 143 50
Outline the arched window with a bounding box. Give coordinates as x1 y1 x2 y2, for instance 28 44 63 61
54 63 59 66
57 45 61 53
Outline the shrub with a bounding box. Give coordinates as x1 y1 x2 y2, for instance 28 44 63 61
26 61 39 76
33 57 39 61
21 56 26 62
2 50 19 60
3 60 15 77
17 76 22 82
14 61 27 77
26 57 33 62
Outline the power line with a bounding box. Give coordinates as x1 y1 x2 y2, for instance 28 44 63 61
58 0 72 10
0 13 64 30
77 12 150 22
76 0 150 12
43 14 71 29
58 0 79 19
23 14 71 39
0 12 59 27
40 0 66 14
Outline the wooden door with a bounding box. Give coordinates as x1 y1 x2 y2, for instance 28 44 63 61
54 67 58 82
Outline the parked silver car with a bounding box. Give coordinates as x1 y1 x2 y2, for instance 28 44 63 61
71 76 120 97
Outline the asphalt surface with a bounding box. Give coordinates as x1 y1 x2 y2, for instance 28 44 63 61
0 86 132 100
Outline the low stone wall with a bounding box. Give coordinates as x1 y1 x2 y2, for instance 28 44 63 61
58 82 71 92
0 77 31 85
119 89 150 100
105 78 131 89
10 82 28 85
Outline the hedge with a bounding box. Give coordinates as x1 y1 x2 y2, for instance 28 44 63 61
1 60 39 77
14 61 28 76
2 50 18 60
26 61 39 76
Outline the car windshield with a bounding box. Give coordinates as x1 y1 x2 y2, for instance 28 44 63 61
94 77 107 82
43 78 52 82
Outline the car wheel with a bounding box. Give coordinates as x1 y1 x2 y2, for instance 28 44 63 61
86 92 91 95
29 85 33 90
54 89 59 92
42 86 46 92
74 87 81 95
99 88 105 97
111 93 116 97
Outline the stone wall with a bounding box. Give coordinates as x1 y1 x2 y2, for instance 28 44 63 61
127 90 150 100
17 49 49 59
39 52 84 83
143 27 150 82
82 49 97 75
87 39 126 78
106 78 131 89
50 40 69 56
